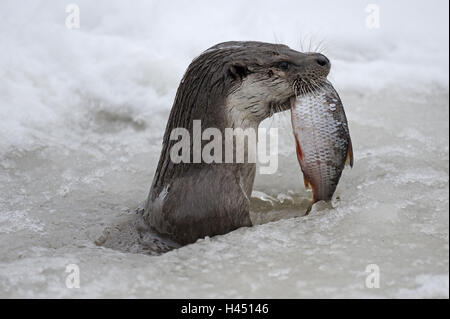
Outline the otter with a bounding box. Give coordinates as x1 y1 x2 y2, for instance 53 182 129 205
142 41 331 247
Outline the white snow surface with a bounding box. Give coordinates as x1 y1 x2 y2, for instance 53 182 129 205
0 0 448 298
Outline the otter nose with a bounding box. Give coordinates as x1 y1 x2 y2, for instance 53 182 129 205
315 54 330 67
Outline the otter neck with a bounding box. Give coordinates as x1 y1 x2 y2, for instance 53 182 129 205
149 106 261 201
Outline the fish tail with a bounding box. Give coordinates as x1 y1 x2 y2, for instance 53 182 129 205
305 201 313 215
294 136 304 161
346 138 354 167
303 176 311 189
305 186 319 215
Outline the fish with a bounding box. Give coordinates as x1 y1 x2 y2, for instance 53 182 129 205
291 81 353 214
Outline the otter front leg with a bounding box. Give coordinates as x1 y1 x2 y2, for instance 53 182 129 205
147 165 253 245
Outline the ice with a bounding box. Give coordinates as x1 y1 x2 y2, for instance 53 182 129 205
0 0 448 298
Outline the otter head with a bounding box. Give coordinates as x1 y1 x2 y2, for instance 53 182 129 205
167 41 331 131
215 41 331 128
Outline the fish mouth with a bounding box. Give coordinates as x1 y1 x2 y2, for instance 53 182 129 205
292 77 328 98
268 77 329 116
289 77 330 110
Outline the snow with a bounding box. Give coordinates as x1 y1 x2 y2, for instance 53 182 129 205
0 0 448 298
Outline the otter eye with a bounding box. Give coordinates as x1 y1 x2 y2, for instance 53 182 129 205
278 61 290 70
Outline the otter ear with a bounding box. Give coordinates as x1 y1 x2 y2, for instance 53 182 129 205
228 62 249 80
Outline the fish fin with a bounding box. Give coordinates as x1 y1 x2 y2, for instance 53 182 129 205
305 189 318 215
305 201 313 215
345 139 354 167
294 136 304 161
303 176 311 189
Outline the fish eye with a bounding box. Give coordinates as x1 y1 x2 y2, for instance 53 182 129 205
278 61 290 70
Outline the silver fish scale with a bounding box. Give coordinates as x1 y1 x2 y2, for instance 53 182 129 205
291 83 351 201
